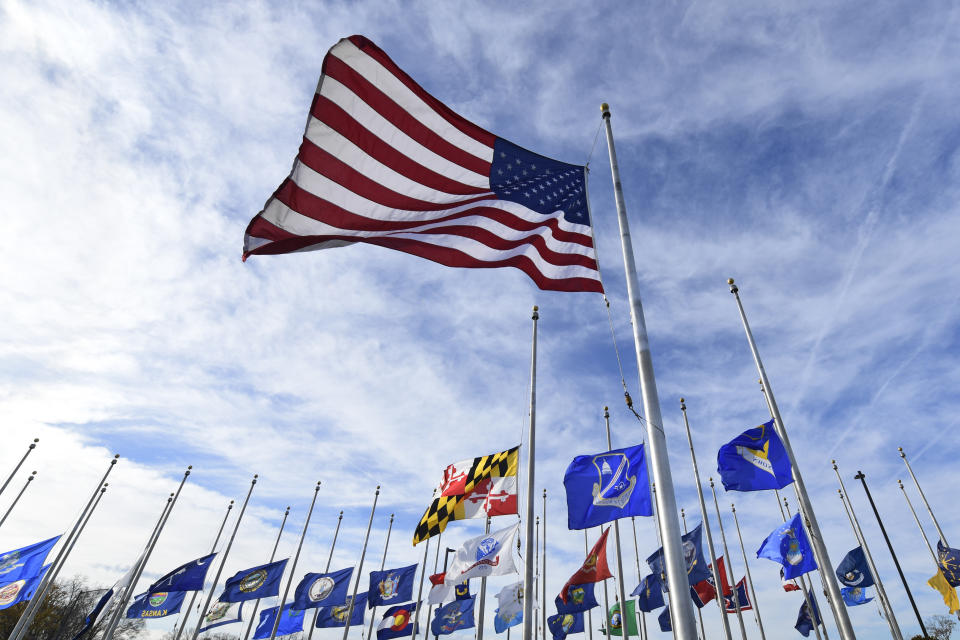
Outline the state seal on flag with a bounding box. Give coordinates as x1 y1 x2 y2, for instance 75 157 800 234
476 536 500 561
310 576 335 602
240 569 267 592
378 573 400 600
205 602 230 623
591 453 636 508
0 580 24 606
149 593 168 607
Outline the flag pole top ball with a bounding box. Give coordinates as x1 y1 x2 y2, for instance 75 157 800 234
898 447 905 456
34 438 39 442
601 103 610 113
727 278 738 293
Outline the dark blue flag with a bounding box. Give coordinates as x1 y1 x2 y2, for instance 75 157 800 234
316 592 368 627
378 603 419 639
148 553 216 593
294 567 353 610
723 579 751 612
0 563 50 611
219 558 288 602
455 581 471 600
548 612 584 640
254 603 304 639
72 587 114 640
198 601 244 631
756 513 817 579
0 535 60 584
632 574 664 612
937 540 960 587
646 522 710 587
564 444 652 530
717 419 793 492
368 564 417 608
835 547 874 588
126 590 185 618
841 586 873 606
657 606 671 632
431 597 475 636
795 591 822 637
555 583 598 614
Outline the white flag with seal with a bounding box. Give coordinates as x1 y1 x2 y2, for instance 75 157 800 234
444 522 520 585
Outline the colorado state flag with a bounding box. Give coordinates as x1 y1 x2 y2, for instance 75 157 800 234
717 419 793 492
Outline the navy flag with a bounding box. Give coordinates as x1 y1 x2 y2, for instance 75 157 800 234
646 522 710 587
717 419 793 492
757 513 817 579
563 444 652 529
657 606 671 632
835 547 874 588
148 553 216 593
254 603 304 639
723 579 751 612
555 583 598 614
431 597 475 636
378 603 419 639
795 591 822 637
220 558 288 602
317 592 368 627
198 600 244 632
0 535 60 584
938 540 960 587
294 566 353 609
632 574 664 612
547 612 584 640
126 590 185 618
369 564 417 608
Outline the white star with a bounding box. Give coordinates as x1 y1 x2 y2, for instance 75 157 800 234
539 198 545 205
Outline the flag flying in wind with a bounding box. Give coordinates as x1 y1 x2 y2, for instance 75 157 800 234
756 512 817 579
494 605 522 633
928 569 960 614
717 419 793 492
316 592 368 628
723 578 751 612
555 582 598 614
0 563 50 611
633 574 664 612
414 446 519 545
148 553 216 593
294 567 353 609
243 36 603 294
547 612 584 640
427 572 470 605
559 527 612 602
658 606 671 632
841 586 873 606
444 521 520 584
73 548 145 639
378 603 418 639
938 540 960 587
0 535 60 584
646 522 711 587
431 597 476 636
198 600 244 632
495 581 524 623
219 558 288 602
835 546 874 588
368 564 417 607
690 577 716 608
606 599 637 636
795 591 822 638
125 590 185 618
254 603 305 639
714 556 732 596
780 567 801 592
563 443 652 529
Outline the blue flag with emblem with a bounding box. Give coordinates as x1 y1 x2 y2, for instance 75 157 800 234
555 582 598 614
494 606 522 633
198 601 244 632
254 603 304 639
0 535 60 584
757 512 817 579
316 592 368 627
219 558 288 603
368 564 417 608
126 590 185 618
294 567 353 610
717 419 793 492
835 547 874 588
0 563 50 611
378 603 419 639
548 612 584 640
841 586 873 606
431 597 475 636
632 574 664 612
646 523 710 587
657 606 671 632
148 553 216 593
795 590 822 637
564 444 652 530
938 541 960 587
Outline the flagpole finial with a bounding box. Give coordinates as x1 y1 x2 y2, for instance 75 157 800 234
601 103 611 119
679 397 686 410
727 278 738 293
731 503 735 512
898 447 905 457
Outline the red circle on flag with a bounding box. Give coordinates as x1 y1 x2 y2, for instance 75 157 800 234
391 609 411 631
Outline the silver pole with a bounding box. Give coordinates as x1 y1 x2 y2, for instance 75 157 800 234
309 510 345 640
730 504 765 640
896 480 938 565
541 492 546 640
0 438 38 499
535 517 540 640
366 512 395 640
601 407 631 640
522 305 539 640
898 448 948 546
681 509 707 640
477 516 492 640
424 533 444 640
782 497 827 640
174 499 234 640
411 529 433 640
831 463 902 640
10 454 119 640
342 485 381 640
600 103 697 637
707 479 747 640
244 505 292 640
600 536 611 640
191 474 258 640
649 483 674 635
272 481 323 640
0 470 36 530
585 531 595 640
629 518 646 640
680 399 733 640
728 278 855 640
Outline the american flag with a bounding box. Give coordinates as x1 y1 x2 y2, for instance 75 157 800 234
243 36 603 293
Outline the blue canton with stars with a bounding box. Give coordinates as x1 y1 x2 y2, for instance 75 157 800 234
489 138 591 226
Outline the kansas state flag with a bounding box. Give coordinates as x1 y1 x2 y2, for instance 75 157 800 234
717 419 793 492
220 558 288 602
757 513 817 579
316 592 368 627
294 567 353 610
254 603 304 639
632 574 664 612
148 553 216 593
555 583 598 614
431 597 475 636
0 535 60 584
835 547 874 588
564 444 652 530
547 612 584 640
646 523 710 586
368 564 416 608
126 591 185 618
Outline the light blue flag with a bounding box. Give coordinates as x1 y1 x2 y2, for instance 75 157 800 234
840 586 873 606
494 606 522 633
756 512 817 579
0 535 60 584
564 444 652 530
0 563 50 610
717 419 793 492
254 603 304 638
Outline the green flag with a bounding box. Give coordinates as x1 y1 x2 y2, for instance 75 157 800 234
607 600 638 637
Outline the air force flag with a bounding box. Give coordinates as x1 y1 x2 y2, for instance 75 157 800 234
835 547 874 588
564 444 652 529
757 513 817 579
717 419 793 492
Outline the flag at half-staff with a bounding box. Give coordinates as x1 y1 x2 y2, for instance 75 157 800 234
563 444 652 529
444 522 521 584
413 446 519 545
756 513 817 579
716 419 793 492
559 527 612 602
243 36 603 294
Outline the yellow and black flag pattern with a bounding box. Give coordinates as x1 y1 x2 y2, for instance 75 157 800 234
413 446 519 545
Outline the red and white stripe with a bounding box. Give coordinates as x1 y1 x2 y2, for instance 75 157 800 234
244 35 603 293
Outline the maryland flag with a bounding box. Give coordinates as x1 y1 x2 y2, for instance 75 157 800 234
413 447 519 545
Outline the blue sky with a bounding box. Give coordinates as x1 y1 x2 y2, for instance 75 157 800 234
1 1 958 638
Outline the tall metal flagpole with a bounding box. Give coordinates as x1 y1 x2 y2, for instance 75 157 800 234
342 486 381 640
523 306 539 640
832 463 902 640
728 278 855 640
680 509 707 640
680 399 733 640
0 438 38 499
478 516 492 640
192 474 258 640
782 497 827 640
853 472 926 639
174 500 234 640
730 504 765 640
897 480 939 564
10 454 119 640
602 407 631 640
541 492 546 640
423 535 445 640
535 517 540 640
0 470 35 530
411 534 433 640
707 479 747 640
309 510 345 640
629 518 647 640
244 505 292 640
271 481 323 640
585 531 595 640
899 448 949 546
366 513 395 640
600 103 697 637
